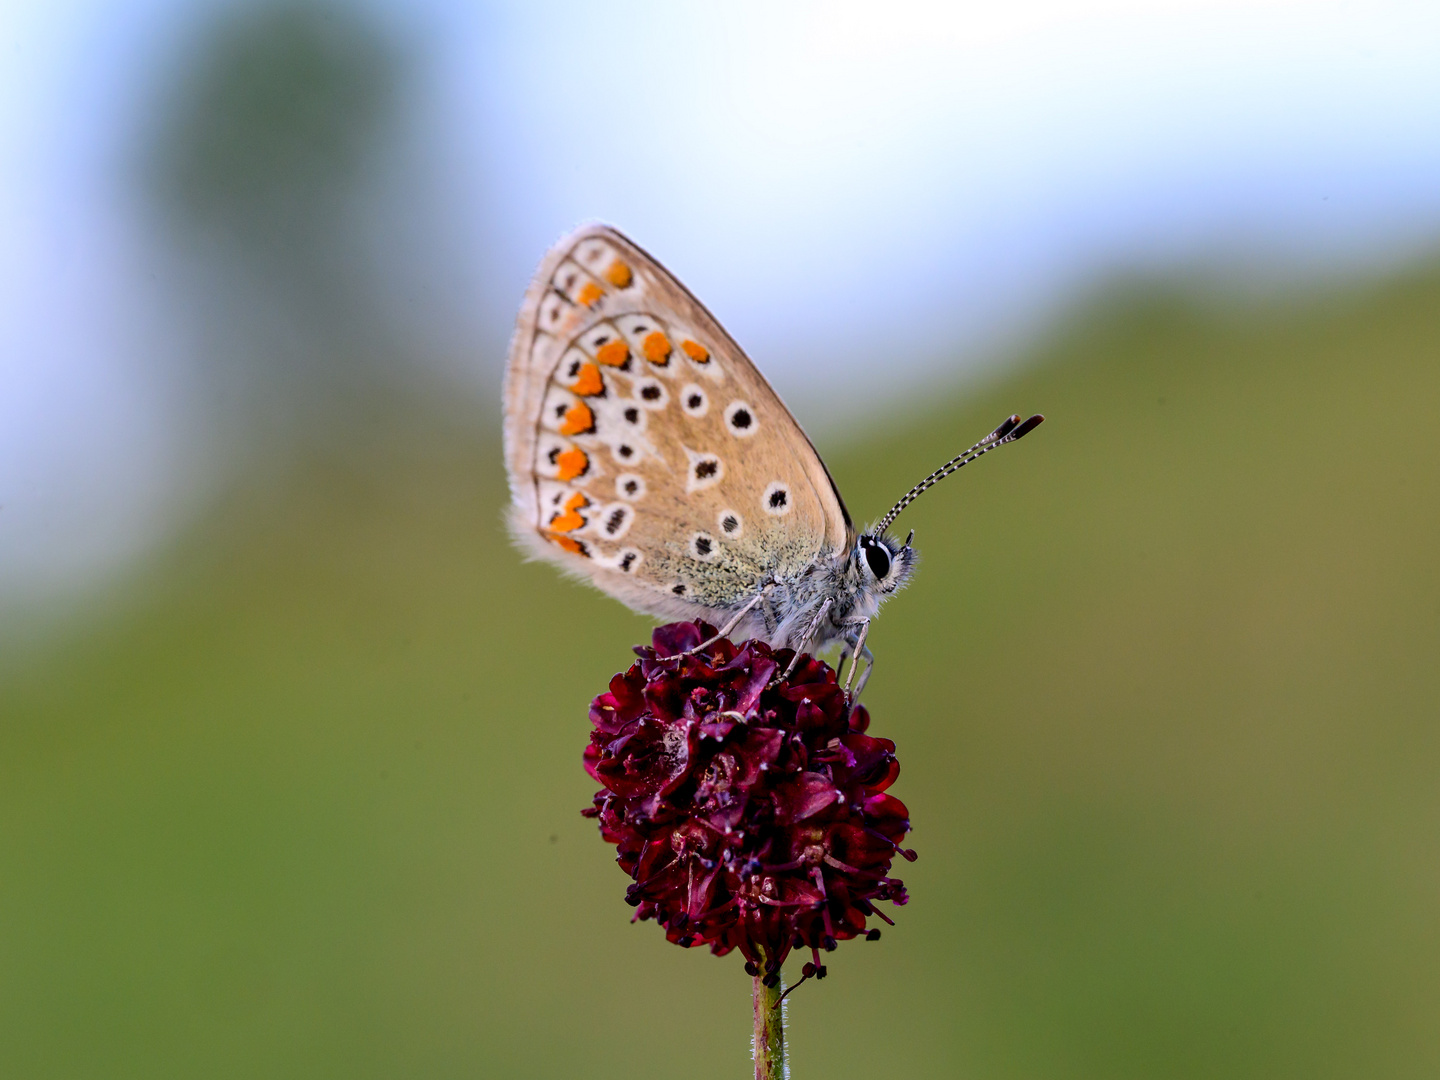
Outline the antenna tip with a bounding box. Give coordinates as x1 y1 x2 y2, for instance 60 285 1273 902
992 415 1021 440
1012 413 1045 439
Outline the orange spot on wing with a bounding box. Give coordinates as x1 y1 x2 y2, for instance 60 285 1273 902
603 259 632 288
546 533 589 556
681 339 710 363
570 362 604 396
555 446 589 481
576 282 603 307
642 331 672 365
558 402 595 436
595 340 630 367
549 491 591 533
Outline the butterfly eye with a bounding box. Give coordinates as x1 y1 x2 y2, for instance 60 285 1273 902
862 538 892 579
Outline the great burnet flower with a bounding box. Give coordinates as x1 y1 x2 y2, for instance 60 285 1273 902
582 621 915 988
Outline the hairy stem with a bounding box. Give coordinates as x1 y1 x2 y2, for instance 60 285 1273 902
753 973 786 1079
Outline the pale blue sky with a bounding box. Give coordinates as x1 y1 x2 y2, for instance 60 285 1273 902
4 0 1440 607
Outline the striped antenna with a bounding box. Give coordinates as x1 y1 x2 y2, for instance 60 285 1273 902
871 413 1044 537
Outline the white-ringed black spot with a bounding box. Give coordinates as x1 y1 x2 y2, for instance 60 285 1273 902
690 532 717 561
615 443 635 461
725 401 758 437
672 583 687 596
718 510 743 537
616 314 657 340
616 473 645 500
618 550 639 573
636 379 668 410
623 406 641 424
602 505 632 538
685 449 725 492
762 481 792 516
680 383 709 418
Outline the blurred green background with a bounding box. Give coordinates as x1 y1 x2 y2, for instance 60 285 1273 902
5 2 1440 1078
5 266 1439 1077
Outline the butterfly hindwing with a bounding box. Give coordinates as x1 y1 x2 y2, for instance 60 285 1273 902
504 224 853 624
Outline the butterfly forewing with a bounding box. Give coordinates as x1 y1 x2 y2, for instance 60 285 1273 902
504 224 852 623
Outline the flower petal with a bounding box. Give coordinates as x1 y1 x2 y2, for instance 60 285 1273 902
582 621 914 974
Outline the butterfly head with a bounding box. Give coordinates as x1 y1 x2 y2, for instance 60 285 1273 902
848 412 1044 605
855 529 916 596
847 413 1046 611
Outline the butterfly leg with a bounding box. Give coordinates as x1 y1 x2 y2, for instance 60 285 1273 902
780 597 834 680
842 618 872 697
836 643 858 689
760 592 778 636
683 585 771 655
850 644 875 701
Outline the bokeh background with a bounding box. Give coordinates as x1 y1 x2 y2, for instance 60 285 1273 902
3 2 1439 1077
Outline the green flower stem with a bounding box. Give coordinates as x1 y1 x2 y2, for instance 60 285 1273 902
753 973 786 1079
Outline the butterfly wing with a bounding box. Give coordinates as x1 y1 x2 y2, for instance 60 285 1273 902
504 223 853 627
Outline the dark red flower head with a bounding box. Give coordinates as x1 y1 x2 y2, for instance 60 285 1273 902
582 621 915 986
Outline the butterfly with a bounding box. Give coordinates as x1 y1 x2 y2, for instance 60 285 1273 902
503 224 1042 696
